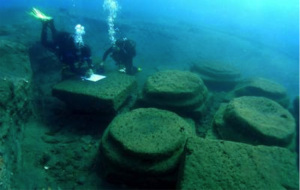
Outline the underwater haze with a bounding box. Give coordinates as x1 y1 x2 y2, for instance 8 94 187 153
2 0 298 96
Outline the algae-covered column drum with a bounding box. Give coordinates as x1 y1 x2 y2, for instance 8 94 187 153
233 77 290 108
139 70 210 118
190 61 242 91
100 108 190 188
213 96 296 148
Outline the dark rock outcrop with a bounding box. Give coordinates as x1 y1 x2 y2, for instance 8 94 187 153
0 40 31 79
0 80 13 107
0 40 33 189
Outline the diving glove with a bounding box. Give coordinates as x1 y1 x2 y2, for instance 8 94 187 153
29 8 52 21
85 69 94 77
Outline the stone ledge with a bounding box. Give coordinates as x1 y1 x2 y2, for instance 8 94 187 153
178 137 299 190
52 73 137 113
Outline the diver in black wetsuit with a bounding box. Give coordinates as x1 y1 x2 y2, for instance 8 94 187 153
41 20 94 78
101 38 138 75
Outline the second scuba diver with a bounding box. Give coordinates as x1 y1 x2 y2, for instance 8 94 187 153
101 38 140 75
30 8 94 78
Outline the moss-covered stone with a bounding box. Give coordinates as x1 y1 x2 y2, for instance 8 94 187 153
191 61 241 91
0 80 13 107
177 137 299 190
100 108 190 187
0 40 31 79
52 73 137 113
140 70 209 117
234 77 289 107
0 156 6 187
214 96 296 147
144 70 205 99
0 78 32 189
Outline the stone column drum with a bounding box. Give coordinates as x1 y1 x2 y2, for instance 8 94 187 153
100 108 190 188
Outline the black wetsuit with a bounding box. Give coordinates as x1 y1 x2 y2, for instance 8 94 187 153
41 20 93 76
102 38 137 75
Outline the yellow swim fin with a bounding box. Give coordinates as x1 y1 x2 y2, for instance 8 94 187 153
29 7 52 21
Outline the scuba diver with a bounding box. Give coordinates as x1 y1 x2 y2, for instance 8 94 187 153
30 8 94 78
101 38 140 75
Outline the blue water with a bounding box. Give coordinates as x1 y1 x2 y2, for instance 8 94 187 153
0 1 299 189
1 0 299 96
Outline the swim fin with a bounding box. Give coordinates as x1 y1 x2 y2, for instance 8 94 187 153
29 7 52 21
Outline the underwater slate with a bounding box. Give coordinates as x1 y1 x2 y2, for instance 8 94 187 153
178 137 299 190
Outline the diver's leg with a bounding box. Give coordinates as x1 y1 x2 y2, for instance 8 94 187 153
125 58 137 75
48 19 57 42
41 21 57 49
41 22 48 46
125 64 131 74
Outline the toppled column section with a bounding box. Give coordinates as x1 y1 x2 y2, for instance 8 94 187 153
100 108 190 188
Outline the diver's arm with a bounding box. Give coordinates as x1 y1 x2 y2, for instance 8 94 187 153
82 46 93 68
86 58 93 68
124 58 133 74
102 47 113 62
